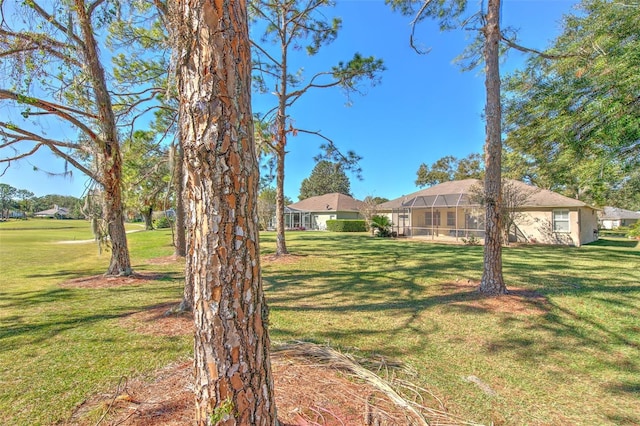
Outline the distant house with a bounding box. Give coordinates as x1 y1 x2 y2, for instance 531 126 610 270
285 193 364 230
34 205 70 218
598 206 640 229
378 179 599 247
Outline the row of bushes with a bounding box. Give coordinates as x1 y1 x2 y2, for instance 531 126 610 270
325 219 367 232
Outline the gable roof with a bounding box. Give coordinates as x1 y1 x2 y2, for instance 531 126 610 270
599 206 640 220
379 179 593 210
34 205 70 217
288 193 364 212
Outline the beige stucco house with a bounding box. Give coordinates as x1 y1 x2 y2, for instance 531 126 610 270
285 193 364 230
378 179 599 247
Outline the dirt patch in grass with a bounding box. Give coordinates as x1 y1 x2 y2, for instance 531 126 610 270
60 272 168 289
442 281 549 315
120 303 193 337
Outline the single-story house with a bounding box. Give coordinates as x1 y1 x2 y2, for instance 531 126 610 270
285 193 364 230
378 179 599 247
598 206 640 229
34 205 70 218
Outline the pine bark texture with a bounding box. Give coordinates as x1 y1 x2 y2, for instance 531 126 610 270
74 0 132 276
176 0 277 424
174 142 187 257
480 0 506 294
274 36 289 256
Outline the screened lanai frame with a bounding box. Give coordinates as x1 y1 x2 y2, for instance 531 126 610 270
389 192 485 240
283 207 312 230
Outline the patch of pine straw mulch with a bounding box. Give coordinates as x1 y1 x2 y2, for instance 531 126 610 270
61 258 548 426
65 304 476 426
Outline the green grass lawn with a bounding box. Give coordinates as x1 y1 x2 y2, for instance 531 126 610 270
1 220 639 425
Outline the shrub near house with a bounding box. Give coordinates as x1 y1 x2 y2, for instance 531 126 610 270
326 219 367 232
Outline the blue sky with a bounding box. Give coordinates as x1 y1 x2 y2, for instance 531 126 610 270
1 0 579 201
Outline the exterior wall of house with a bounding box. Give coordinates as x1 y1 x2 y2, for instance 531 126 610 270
600 219 621 230
600 218 638 229
579 207 599 245
514 207 598 247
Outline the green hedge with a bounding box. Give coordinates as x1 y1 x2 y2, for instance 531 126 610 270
326 219 367 232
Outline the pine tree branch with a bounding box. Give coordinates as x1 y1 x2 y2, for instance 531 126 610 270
501 35 583 60
0 123 96 181
250 40 282 69
27 1 84 47
0 89 99 140
0 29 84 67
47 143 98 181
409 0 435 54
87 0 107 17
0 121 84 151
295 128 362 178
285 71 340 106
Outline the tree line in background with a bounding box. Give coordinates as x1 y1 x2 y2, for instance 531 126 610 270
0 183 83 219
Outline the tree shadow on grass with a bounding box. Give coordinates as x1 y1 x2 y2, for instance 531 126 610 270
24 268 106 280
0 311 132 353
0 272 183 354
587 238 639 249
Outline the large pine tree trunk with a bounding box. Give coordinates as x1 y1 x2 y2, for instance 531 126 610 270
176 0 278 424
480 0 506 295
75 0 132 277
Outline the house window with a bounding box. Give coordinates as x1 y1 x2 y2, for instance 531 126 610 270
553 210 570 232
447 211 456 227
425 210 441 226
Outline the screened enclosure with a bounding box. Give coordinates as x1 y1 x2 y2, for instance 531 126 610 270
388 192 485 240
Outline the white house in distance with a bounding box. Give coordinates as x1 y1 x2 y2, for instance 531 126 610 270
34 205 70 218
598 206 640 229
285 193 364 230
378 179 600 247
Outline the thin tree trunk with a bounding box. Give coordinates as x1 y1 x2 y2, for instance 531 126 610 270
274 29 289 256
142 206 154 230
176 0 277 424
275 144 288 255
480 0 506 295
75 0 132 277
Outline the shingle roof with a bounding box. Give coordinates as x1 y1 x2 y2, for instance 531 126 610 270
288 193 364 212
599 206 640 220
34 205 70 216
379 179 593 210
